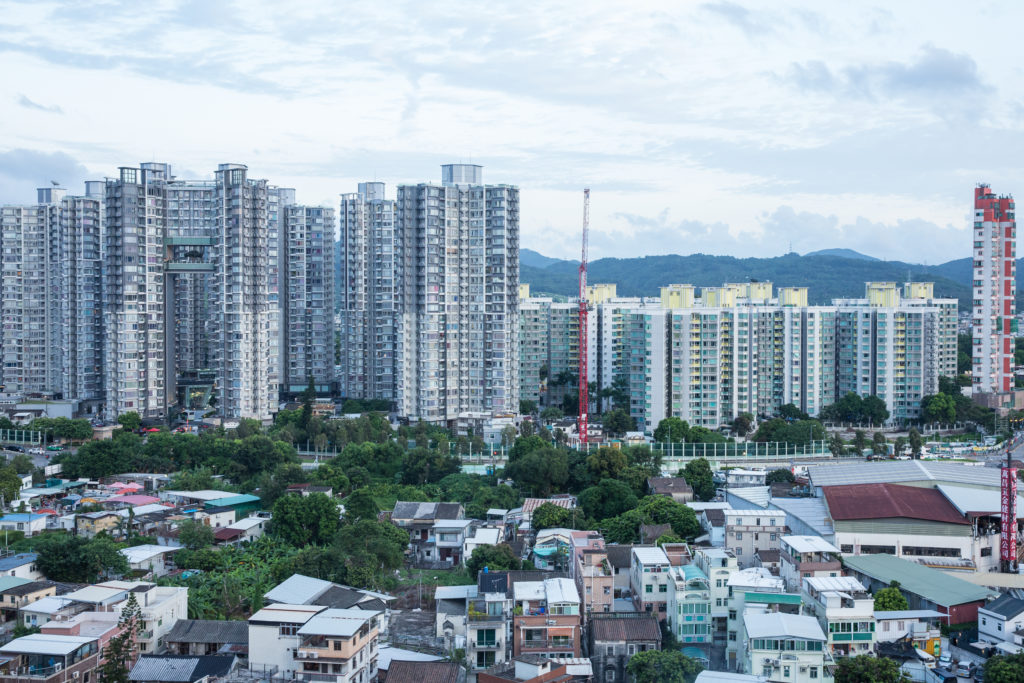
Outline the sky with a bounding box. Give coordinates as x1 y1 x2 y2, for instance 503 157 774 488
0 0 1021 264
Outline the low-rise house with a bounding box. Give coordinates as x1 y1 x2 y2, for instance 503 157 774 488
96 581 188 654
874 610 944 657
979 593 1024 645
778 536 841 592
694 547 738 629
164 619 249 656
701 509 727 546
435 585 476 643
203 495 261 522
588 613 662 683
262 575 392 633
0 554 40 581
120 545 180 577
725 568 794 670
639 523 673 545
801 576 875 656
512 577 582 658
630 546 671 619
224 516 268 543
39 611 121 655
519 497 576 530
478 655 585 683
570 531 613 615
842 553 996 624
75 511 123 538
741 613 832 681
464 527 502 563
248 604 325 679
192 507 235 530
532 528 573 572
384 660 464 683
375 645 445 681
431 519 476 566
391 502 465 540
294 608 382 683
727 469 767 488
20 596 81 628
0 633 102 683
647 477 694 503
128 654 236 683
753 550 780 576
0 514 47 537
604 546 633 598
464 570 555 674
666 564 712 659
724 510 786 568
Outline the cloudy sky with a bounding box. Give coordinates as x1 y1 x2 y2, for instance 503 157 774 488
0 0 1021 263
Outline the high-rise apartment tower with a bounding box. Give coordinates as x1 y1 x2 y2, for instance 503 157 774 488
972 184 1016 394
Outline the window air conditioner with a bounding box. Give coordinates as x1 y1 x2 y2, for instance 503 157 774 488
311 653 319 659
297 652 306 658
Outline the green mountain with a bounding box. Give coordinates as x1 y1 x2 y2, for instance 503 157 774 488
804 248 880 261
521 248 567 269
520 252 1003 309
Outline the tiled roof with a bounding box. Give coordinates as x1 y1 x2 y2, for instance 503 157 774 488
605 545 634 569
591 615 662 643
391 502 464 521
648 477 692 494
640 524 673 544
213 527 244 541
164 619 248 645
823 484 969 525
981 593 1024 619
384 661 462 683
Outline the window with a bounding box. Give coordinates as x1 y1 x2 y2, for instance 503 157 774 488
607 646 614 655
645 585 653 594
729 610 737 620
659 585 667 593
735 533 743 540
333 640 341 650
279 624 298 636
809 666 818 679
729 631 737 641
783 666 790 677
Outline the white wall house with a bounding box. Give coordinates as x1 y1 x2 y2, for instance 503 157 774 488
979 594 1024 645
249 604 326 678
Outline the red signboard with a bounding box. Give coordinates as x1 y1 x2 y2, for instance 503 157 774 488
1002 467 1018 564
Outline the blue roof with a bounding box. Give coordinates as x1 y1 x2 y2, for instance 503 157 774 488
205 494 261 507
0 554 37 571
680 564 709 583
0 514 46 522
681 646 709 662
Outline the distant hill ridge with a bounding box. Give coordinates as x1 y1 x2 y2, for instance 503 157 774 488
519 250 997 310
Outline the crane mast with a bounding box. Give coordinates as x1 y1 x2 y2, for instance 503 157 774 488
578 189 590 444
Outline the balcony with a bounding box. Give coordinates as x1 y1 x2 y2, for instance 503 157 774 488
520 639 574 651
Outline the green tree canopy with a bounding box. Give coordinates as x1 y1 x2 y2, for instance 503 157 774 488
586 447 628 480
602 409 635 437
682 458 714 501
117 411 142 432
922 393 957 424
873 586 909 611
765 468 795 485
34 534 129 583
101 593 142 683
834 655 910 683
532 502 571 530
731 413 754 437
626 649 703 683
177 519 215 551
504 445 569 497
602 495 700 544
984 652 1024 683
466 544 522 577
271 493 340 547
654 417 690 443
578 479 638 522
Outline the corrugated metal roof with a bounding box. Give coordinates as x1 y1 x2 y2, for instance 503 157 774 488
631 547 670 566
0 553 37 571
128 654 235 682
727 487 771 508
164 620 248 645
297 608 381 637
937 484 1024 517
768 498 834 538
591 615 662 643
434 585 477 601
808 461 1000 488
980 593 1024 619
842 554 997 607
804 576 866 593
824 484 968 524
743 613 825 640
384 661 462 683
873 610 947 620
0 634 95 656
781 535 839 554
248 604 324 625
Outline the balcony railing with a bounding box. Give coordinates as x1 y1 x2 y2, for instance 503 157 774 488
520 639 574 651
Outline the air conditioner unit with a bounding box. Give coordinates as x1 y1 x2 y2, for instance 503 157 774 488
763 658 773 665
297 652 306 659
73 673 80 679
800 666 807 672
311 653 319 659
546 620 556 625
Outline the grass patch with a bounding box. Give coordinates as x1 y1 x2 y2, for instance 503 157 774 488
395 567 474 588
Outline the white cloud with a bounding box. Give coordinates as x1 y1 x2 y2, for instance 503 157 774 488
0 0 1020 264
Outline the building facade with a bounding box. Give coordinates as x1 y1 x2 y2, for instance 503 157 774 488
972 184 1016 395
396 165 519 423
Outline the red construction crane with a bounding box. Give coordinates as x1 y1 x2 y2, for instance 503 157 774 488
578 189 590 444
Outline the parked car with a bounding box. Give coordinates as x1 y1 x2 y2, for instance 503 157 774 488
5 445 23 453
46 445 63 452
938 652 952 669
956 660 974 677
975 665 985 681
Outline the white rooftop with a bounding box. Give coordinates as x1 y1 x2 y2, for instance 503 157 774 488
20 596 76 615
632 546 670 566
513 581 545 602
874 610 947 620
249 604 325 625
725 509 779 518
936 484 1024 517
781 535 840 554
468 528 501 545
432 519 475 530
543 577 581 604
728 567 784 592
227 516 266 531
376 644 443 671
64 585 126 604
264 574 332 604
486 509 508 517
728 487 771 508
695 672 767 682
808 461 1001 488
434 585 478 601
297 608 382 637
744 612 826 641
0 634 95 656
120 544 178 564
686 502 733 511
804 576 866 593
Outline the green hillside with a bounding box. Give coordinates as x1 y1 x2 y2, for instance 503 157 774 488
520 252 1015 309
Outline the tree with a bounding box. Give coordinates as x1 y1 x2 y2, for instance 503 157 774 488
532 502 571 530
872 431 887 455
0 467 22 507
519 400 537 415
626 649 703 683
540 407 563 422
271 493 340 547
682 458 714 501
578 479 638 521
861 395 890 424
586 447 628 480
401 448 461 485
343 488 379 522
834 655 910 683
117 411 141 432
853 430 868 454
984 652 1024 682
8 454 33 475
765 468 795 485
34 534 129 583
873 586 909 611
177 519 215 550
333 520 409 587
466 544 522 577
828 433 846 457
602 496 700 544
922 393 956 424
731 413 754 437
654 417 690 443
101 592 143 683
504 446 569 497
602 409 635 438
779 404 809 421
908 428 923 458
